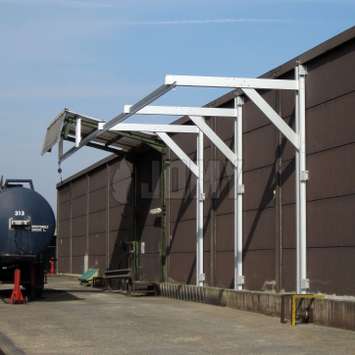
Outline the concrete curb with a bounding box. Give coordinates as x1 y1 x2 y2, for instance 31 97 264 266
159 282 355 331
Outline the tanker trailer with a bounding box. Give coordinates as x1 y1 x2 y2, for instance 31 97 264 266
0 179 55 298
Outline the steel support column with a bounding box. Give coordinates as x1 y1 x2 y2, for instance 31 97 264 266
234 97 244 290
196 129 204 286
296 64 309 293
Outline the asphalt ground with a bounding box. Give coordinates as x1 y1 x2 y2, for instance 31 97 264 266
0 276 354 355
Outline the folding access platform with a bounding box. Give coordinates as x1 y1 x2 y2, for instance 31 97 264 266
43 65 308 293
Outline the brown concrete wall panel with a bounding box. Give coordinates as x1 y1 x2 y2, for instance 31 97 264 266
169 219 196 254
72 236 86 257
281 248 296 292
88 210 106 234
214 138 233 178
306 39 355 108
203 252 211 285
108 231 130 255
169 196 195 224
60 256 71 273
89 169 107 191
170 173 196 201
243 91 276 133
244 166 275 211
59 200 71 221
89 233 106 256
244 208 276 251
215 251 233 288
60 237 70 257
168 252 196 284
89 188 107 213
71 177 87 198
71 256 84 274
109 177 133 208
141 254 161 282
169 159 192 193
215 213 233 252
308 196 355 248
276 127 296 165
110 158 133 181
280 162 296 206
171 132 197 155
281 240 355 296
58 185 71 203
244 125 277 172
137 210 161 229
279 88 296 120
109 205 132 232
59 220 70 239
141 225 162 253
202 146 213 182
281 204 296 249
71 195 86 218
214 176 233 216
308 247 355 295
307 93 355 153
108 231 130 269
308 143 355 201
215 117 233 142
71 215 86 237
243 249 275 291
280 195 355 257
203 217 212 253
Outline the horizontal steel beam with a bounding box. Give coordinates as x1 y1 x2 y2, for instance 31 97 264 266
123 105 237 118
110 123 199 134
165 75 298 91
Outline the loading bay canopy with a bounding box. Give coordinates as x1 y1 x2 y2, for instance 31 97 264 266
43 67 308 293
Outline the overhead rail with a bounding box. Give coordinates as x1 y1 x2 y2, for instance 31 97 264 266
43 66 308 293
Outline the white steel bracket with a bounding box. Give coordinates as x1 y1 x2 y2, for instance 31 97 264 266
189 116 238 168
241 88 300 150
237 184 245 195
156 132 199 178
236 275 245 285
199 273 206 282
301 278 310 290
300 170 309 182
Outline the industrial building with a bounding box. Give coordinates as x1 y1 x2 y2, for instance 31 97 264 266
45 26 355 300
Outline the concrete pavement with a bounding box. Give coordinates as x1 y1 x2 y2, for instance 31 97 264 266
0 277 354 355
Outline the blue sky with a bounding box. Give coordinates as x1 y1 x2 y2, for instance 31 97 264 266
0 0 354 208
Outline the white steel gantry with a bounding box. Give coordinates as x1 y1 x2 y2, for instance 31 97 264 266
44 65 308 293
